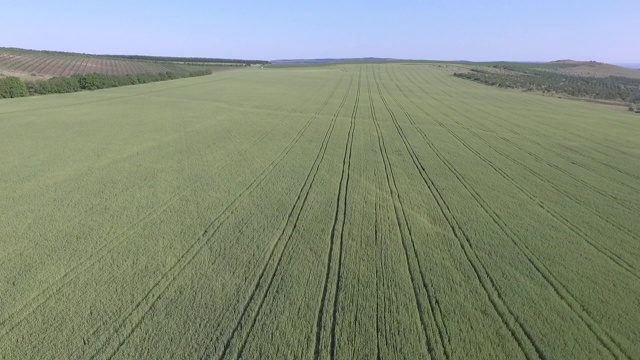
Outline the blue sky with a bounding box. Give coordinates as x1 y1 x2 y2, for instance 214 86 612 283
1 0 637 62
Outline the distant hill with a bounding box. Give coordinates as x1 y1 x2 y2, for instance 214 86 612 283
453 60 640 106
546 59 640 79
0 48 269 80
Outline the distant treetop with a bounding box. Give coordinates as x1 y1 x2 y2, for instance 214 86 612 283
107 55 270 65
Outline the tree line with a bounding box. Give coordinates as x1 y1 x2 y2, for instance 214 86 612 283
454 66 640 109
0 69 212 98
108 55 270 65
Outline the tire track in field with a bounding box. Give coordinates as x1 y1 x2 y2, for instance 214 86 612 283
373 66 544 360
418 68 640 196
386 65 632 359
473 84 640 162
396 67 640 277
0 76 337 341
440 106 640 241
2 147 250 338
417 91 640 276
0 70 336 239
400 65 640 242
71 76 348 360
451 93 640 202
368 69 444 360
561 144 640 182
415 67 640 198
466 95 640 186
401 67 640 244
499 134 640 209
327 66 360 359
374 187 382 360
215 73 353 360
0 74 332 267
374 68 454 359
302 67 357 360
0 184 188 340
0 87 311 266
501 126 640 195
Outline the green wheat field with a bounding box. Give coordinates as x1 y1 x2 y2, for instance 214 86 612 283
1 64 639 359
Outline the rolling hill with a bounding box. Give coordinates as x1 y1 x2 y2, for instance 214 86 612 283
0 48 266 80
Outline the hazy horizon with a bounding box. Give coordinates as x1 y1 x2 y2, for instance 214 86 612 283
617 63 640 69
1 1 638 63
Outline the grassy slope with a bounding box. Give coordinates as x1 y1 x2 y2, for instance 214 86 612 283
0 64 639 359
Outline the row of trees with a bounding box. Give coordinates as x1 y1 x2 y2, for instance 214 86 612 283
454 67 640 105
0 69 212 98
109 55 270 65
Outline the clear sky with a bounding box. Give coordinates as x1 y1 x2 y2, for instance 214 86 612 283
0 0 637 62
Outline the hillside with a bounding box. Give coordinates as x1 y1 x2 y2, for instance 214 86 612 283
0 48 266 80
548 59 640 79
453 60 640 106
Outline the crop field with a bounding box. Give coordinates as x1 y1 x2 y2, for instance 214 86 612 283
1 64 639 359
0 48 225 78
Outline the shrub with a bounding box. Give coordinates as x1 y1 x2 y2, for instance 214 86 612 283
0 76 29 98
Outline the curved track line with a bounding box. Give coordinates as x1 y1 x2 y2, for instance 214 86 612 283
415 67 640 196
398 66 640 278
373 66 544 360
75 75 348 360
369 69 443 360
328 66 361 359
219 73 352 360
0 75 335 340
